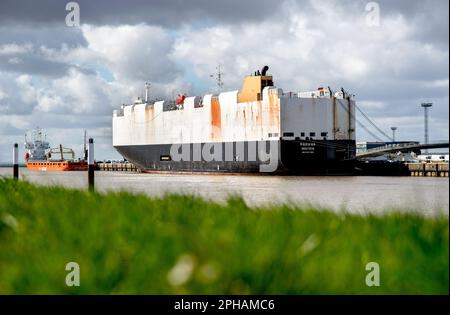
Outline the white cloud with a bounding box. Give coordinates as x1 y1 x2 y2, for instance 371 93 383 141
0 43 32 55
0 114 29 130
15 74 38 104
425 79 449 88
70 24 181 84
0 0 448 161
0 89 7 100
35 24 189 100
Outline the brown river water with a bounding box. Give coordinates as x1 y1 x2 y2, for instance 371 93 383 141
1 168 448 216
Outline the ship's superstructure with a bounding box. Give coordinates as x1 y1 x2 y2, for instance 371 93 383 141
24 128 51 161
113 66 356 174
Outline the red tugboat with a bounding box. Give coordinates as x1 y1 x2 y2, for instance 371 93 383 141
24 128 88 171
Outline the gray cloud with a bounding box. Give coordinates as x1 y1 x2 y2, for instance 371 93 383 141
0 0 447 43
0 0 282 27
0 25 90 77
0 53 95 77
0 25 86 48
0 0 448 162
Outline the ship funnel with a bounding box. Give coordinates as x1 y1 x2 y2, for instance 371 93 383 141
261 65 269 76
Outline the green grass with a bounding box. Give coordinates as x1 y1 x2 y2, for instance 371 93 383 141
0 178 448 294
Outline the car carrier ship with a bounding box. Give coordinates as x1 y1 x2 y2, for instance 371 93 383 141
112 66 356 174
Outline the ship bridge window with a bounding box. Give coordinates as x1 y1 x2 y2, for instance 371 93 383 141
300 132 305 137
261 79 273 90
163 101 178 112
194 98 204 108
309 132 316 137
321 132 328 137
283 132 294 137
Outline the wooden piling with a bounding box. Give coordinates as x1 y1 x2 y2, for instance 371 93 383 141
88 138 95 191
13 143 19 180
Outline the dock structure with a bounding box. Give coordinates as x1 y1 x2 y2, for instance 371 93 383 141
96 158 448 177
408 162 449 177
97 162 139 172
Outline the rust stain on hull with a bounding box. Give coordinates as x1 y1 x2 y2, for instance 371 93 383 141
256 101 262 126
268 94 280 130
211 97 222 140
145 106 155 143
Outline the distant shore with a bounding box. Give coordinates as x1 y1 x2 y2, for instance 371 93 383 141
0 163 25 167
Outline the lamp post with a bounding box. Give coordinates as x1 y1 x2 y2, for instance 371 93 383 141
421 103 432 153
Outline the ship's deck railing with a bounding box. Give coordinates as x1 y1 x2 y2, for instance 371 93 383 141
281 91 350 100
113 109 124 117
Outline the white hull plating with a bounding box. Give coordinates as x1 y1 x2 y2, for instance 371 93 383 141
113 87 355 147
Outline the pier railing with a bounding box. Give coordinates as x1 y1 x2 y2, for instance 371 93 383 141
97 162 139 172
407 162 448 177
365 142 419 153
357 141 449 158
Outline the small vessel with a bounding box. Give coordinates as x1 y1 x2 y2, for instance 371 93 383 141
24 128 88 171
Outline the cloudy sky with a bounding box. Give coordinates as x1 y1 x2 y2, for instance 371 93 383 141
0 0 448 161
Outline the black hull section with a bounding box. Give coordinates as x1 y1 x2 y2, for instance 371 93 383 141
114 140 356 175
354 160 410 176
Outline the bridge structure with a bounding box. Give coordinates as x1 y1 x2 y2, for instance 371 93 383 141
331 92 448 161
356 141 449 159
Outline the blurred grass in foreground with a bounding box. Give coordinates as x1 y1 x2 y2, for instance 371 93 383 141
0 178 448 294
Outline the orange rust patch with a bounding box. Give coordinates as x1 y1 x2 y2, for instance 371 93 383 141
255 101 263 126
149 106 155 120
268 94 280 129
145 106 156 143
242 109 247 133
144 106 155 123
211 97 222 140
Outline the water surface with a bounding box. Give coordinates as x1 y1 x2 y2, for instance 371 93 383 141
1 168 448 216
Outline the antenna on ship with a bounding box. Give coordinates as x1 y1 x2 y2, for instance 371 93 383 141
145 82 151 103
210 64 224 92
